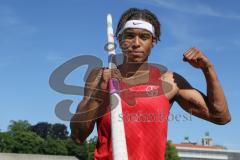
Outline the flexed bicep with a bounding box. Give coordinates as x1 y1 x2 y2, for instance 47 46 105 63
173 72 212 122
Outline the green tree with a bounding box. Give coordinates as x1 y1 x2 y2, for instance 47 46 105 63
1 120 94 159
0 120 44 154
40 137 68 155
31 122 69 140
8 120 31 132
66 138 88 160
0 132 16 152
51 123 69 140
31 122 52 139
87 136 97 159
12 131 44 153
165 140 180 160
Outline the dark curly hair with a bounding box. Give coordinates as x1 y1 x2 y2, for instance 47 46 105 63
115 8 161 42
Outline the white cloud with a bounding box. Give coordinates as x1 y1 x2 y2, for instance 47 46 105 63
138 0 240 20
0 5 37 37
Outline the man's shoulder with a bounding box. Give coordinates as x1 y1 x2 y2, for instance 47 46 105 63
161 71 186 82
161 70 174 81
162 71 192 91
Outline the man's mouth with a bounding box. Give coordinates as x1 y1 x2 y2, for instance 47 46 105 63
128 51 144 56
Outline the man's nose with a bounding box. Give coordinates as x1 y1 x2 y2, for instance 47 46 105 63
132 36 140 48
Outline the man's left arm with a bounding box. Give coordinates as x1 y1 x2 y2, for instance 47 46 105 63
173 47 231 125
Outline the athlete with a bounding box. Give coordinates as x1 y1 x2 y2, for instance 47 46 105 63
70 8 231 160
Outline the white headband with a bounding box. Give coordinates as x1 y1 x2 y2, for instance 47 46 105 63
118 20 155 37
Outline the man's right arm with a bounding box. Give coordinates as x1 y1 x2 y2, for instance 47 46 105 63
70 68 109 144
70 97 102 144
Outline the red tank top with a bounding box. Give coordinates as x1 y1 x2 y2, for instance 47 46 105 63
94 65 170 160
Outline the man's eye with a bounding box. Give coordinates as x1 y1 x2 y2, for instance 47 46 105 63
123 33 135 39
140 34 151 40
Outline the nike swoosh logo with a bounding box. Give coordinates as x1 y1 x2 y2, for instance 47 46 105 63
133 22 142 25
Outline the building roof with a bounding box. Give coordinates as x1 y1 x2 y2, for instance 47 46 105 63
174 143 225 150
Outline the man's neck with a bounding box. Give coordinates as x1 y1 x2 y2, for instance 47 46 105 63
119 61 149 78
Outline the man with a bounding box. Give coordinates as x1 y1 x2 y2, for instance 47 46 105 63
70 8 231 160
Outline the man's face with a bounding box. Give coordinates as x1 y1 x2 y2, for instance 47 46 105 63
119 28 155 63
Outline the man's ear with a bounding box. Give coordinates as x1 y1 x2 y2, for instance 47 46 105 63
152 38 156 48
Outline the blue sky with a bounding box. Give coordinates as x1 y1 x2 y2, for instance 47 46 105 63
0 0 240 149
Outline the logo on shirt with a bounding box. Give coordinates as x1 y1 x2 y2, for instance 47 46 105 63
146 86 159 97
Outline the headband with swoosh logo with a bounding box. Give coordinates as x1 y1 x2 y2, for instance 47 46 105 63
118 20 155 37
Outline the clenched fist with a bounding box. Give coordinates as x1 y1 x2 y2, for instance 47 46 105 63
183 47 213 69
